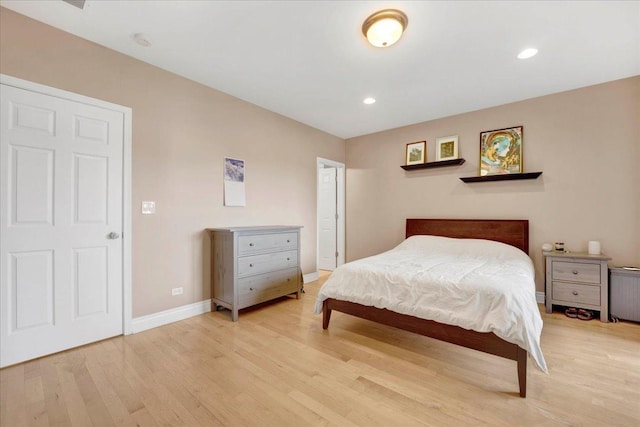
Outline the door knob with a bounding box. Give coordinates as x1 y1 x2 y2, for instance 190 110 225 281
107 232 120 239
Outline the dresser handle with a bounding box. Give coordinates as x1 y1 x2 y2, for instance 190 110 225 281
250 287 254 291
572 270 578 275
249 263 254 267
287 257 290 261
572 290 578 295
249 243 254 247
287 239 290 243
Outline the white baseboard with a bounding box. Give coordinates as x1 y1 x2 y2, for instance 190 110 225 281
132 272 320 333
536 292 545 305
303 271 320 284
131 299 211 334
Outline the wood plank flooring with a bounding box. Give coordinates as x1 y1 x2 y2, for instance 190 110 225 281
2 272 640 426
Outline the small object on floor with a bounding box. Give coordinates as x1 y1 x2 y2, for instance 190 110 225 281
577 309 594 321
565 307 578 318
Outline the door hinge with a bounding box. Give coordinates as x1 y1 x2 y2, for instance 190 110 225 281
335 251 339 258
335 213 339 220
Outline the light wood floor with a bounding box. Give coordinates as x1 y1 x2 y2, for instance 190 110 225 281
2 272 640 426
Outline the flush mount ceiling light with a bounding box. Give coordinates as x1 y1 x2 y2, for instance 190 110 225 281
517 48 538 59
362 9 408 48
363 97 376 105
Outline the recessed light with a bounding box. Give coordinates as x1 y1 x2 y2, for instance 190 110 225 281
363 97 376 105
132 33 152 47
517 48 538 59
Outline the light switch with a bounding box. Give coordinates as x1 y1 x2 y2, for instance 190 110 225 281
142 201 156 214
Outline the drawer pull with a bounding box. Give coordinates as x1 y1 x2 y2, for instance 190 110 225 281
249 263 254 267
249 243 254 247
572 270 578 275
572 290 578 295
250 287 254 291
287 257 290 261
287 239 290 243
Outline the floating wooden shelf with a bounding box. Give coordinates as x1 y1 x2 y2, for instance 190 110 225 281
459 172 543 183
401 158 466 171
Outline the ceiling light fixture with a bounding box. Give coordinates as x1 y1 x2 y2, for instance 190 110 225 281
517 48 538 59
363 97 376 105
362 9 408 48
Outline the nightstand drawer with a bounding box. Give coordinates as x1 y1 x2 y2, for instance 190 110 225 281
552 261 601 284
552 282 600 306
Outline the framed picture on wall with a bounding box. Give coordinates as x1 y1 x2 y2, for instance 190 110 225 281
479 126 523 176
405 141 426 165
224 157 246 206
435 135 459 161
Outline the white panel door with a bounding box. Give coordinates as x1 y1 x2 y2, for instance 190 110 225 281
318 167 337 271
0 84 124 367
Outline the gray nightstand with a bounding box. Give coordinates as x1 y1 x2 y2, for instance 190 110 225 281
543 251 611 322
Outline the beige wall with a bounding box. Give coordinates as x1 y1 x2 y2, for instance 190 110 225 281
0 8 345 317
2 7 638 312
346 76 640 292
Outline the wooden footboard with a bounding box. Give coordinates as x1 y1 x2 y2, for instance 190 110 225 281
322 298 527 397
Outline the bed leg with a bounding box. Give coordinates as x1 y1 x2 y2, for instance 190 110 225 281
517 347 527 398
322 301 332 329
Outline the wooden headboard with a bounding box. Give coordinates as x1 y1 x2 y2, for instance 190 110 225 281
406 219 529 254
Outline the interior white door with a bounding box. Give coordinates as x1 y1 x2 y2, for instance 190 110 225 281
0 84 124 367
318 167 337 270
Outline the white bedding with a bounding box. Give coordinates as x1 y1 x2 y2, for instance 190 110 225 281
314 235 547 372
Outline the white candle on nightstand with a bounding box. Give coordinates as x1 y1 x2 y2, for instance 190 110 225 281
588 241 601 255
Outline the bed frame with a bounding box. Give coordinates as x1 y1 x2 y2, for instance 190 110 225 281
322 218 530 397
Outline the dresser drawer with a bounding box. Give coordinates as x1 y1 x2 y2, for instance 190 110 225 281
552 282 600 306
552 261 601 284
238 232 298 255
238 268 299 308
238 250 298 277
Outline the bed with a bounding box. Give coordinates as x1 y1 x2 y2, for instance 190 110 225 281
314 219 547 397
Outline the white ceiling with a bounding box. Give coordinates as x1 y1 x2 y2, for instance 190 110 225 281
2 1 639 139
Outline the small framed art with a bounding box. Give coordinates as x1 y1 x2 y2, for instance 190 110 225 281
479 126 523 176
405 141 426 165
435 135 459 161
224 157 246 206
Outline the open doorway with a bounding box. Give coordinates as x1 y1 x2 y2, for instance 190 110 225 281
316 158 345 276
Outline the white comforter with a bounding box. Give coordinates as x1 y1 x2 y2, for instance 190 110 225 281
314 235 547 372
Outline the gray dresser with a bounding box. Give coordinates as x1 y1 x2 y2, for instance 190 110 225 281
208 226 302 321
